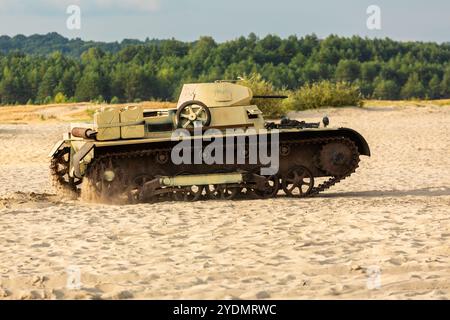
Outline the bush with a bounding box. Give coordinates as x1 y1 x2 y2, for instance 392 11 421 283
92 95 105 104
286 81 362 111
54 92 67 104
43 96 53 105
238 73 290 118
110 96 120 104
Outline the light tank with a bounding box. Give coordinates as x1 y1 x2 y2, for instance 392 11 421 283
49 81 370 203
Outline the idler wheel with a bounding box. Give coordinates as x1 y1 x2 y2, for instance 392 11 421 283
281 166 314 197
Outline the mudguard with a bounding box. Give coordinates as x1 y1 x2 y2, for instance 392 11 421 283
336 128 371 156
279 127 370 157
73 142 95 178
48 140 66 157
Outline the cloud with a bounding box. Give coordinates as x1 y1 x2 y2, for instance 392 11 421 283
0 0 160 14
0 0 22 11
46 0 161 13
94 0 160 12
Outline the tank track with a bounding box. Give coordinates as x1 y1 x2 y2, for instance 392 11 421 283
275 136 360 196
49 147 81 198
74 136 360 204
311 137 360 195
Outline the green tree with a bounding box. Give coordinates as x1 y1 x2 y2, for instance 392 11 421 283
75 70 104 102
428 75 441 99
400 73 426 99
1 33 450 105
440 67 450 97
37 66 58 102
123 65 154 101
335 60 361 82
0 67 27 104
361 62 380 82
373 79 399 100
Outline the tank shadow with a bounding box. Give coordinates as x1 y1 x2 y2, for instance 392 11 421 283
317 187 450 198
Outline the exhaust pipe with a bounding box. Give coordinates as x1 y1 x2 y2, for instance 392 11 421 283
71 127 97 139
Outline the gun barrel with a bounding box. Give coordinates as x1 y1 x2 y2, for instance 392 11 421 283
253 95 288 99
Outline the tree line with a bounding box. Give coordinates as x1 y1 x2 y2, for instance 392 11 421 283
0 32 450 105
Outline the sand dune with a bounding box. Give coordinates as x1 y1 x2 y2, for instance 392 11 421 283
0 105 449 299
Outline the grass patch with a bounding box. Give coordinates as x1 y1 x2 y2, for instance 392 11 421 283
364 99 450 107
85 108 96 119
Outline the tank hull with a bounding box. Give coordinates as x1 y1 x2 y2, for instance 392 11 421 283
50 127 369 203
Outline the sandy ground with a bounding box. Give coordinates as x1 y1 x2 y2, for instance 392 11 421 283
0 105 449 300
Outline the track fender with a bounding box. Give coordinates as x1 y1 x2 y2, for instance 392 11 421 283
48 140 66 157
279 128 370 157
337 128 371 156
73 142 95 179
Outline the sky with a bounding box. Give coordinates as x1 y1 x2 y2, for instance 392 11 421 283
0 0 449 43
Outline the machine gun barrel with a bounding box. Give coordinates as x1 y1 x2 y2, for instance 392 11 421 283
252 95 288 99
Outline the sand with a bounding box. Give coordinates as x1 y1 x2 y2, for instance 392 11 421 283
0 104 449 299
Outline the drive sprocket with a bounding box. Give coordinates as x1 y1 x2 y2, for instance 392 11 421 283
319 139 358 177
